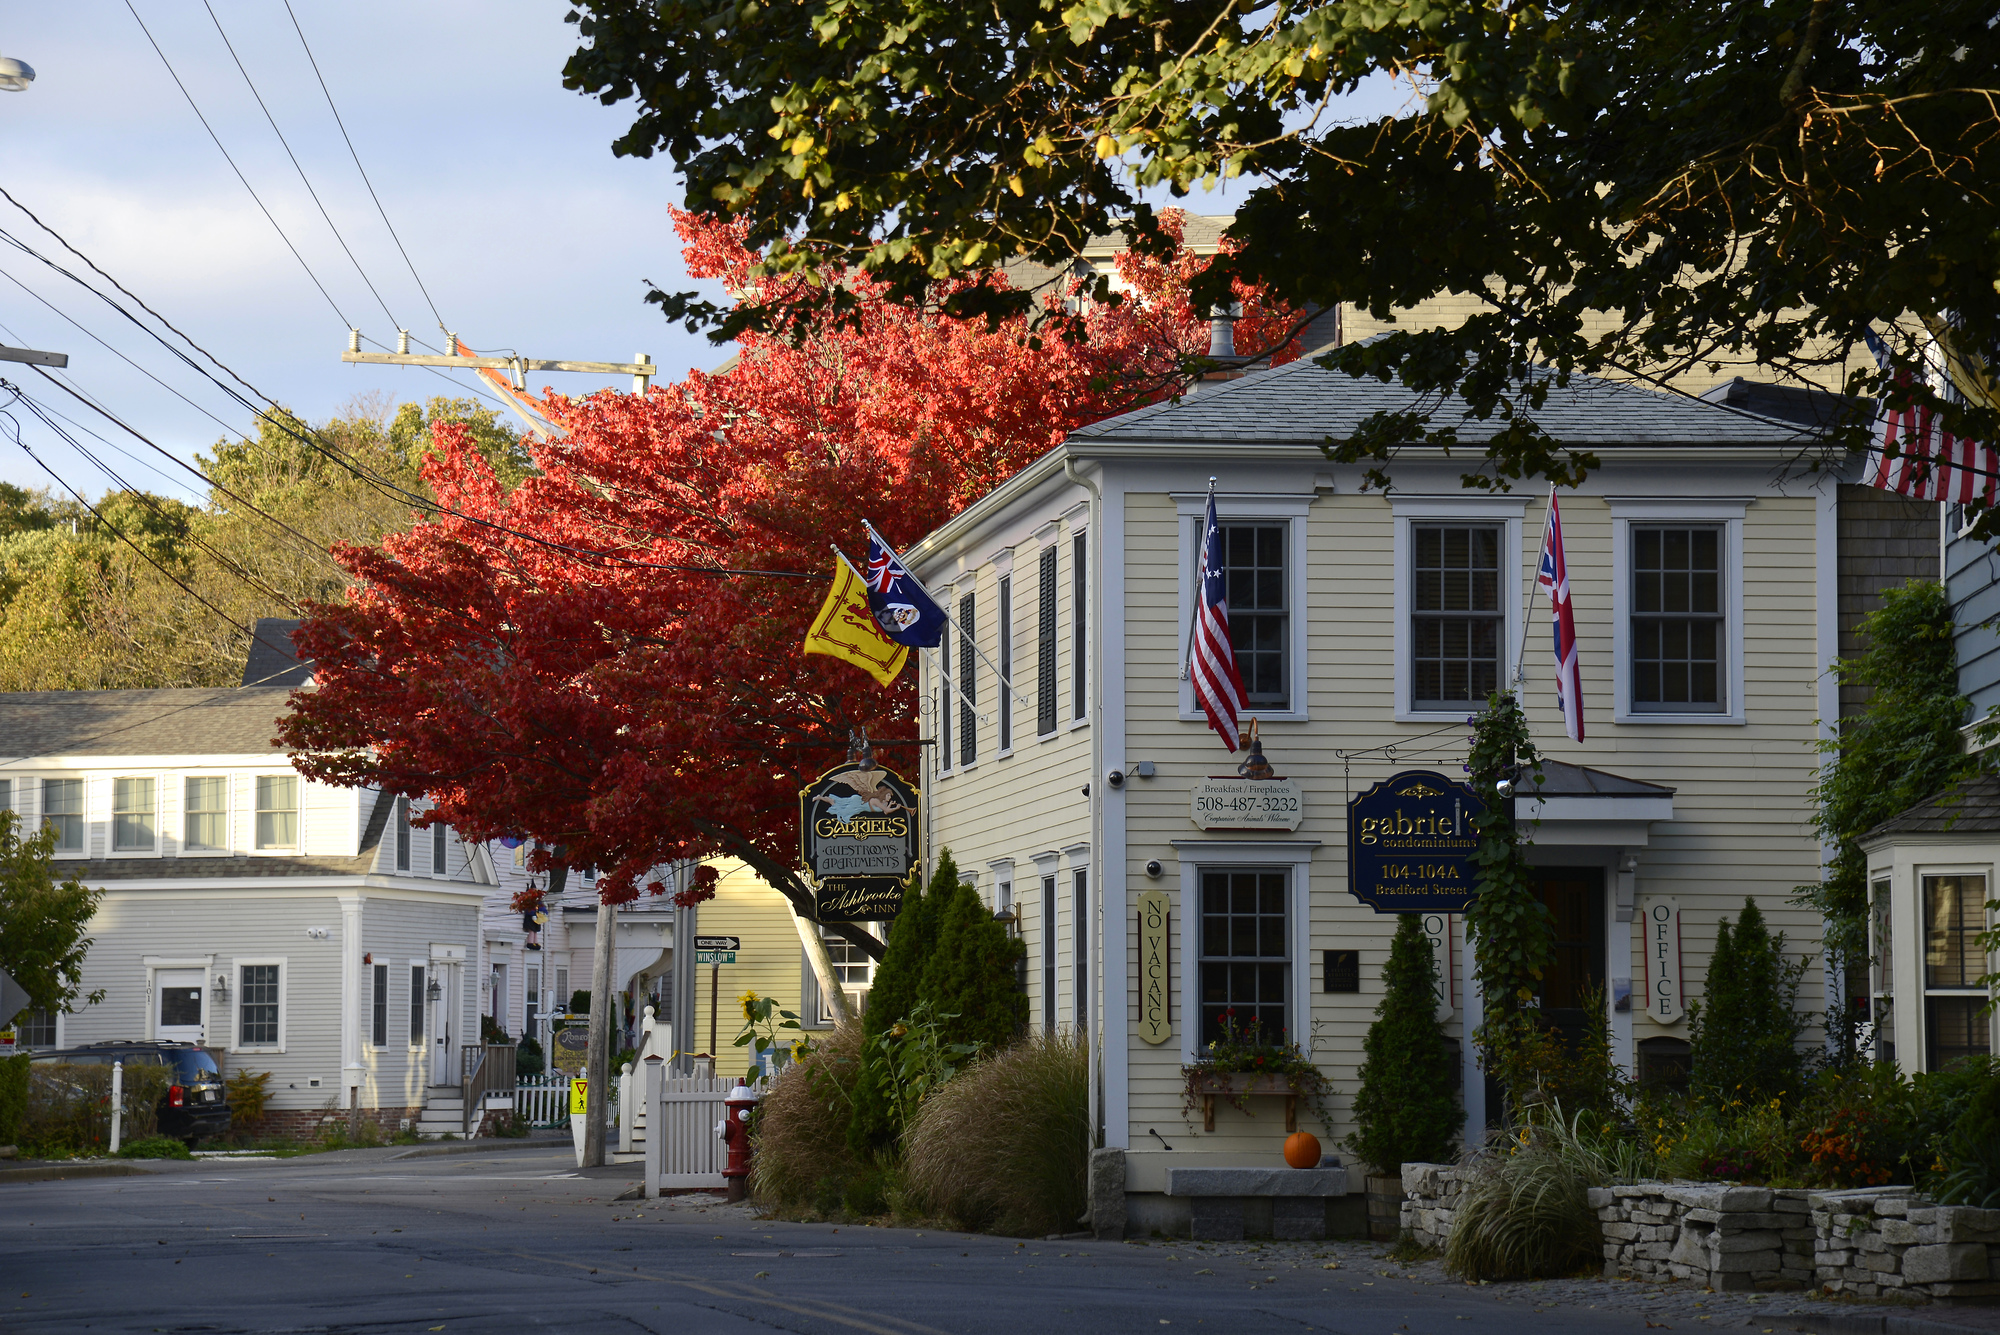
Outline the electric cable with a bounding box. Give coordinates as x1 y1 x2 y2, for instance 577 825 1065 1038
202 0 403 331
124 0 354 330
282 0 449 335
0 194 827 581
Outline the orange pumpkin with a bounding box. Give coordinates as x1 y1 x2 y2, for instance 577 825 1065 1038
1283 1131 1322 1169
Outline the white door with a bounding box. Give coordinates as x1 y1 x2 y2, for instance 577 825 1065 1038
430 963 458 1086
157 969 205 1044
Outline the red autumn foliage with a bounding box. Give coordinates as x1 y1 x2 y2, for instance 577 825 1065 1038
280 210 1302 916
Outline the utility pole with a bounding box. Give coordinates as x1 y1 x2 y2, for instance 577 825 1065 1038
340 332 654 436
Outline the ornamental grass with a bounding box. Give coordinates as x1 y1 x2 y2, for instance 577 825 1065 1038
749 1020 875 1214
1443 1121 1603 1282
902 1029 1089 1237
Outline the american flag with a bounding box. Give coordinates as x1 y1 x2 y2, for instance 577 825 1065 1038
1537 488 1585 743
1187 489 1248 751
1862 327 1999 504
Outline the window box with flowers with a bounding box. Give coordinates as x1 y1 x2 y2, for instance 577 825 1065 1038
1181 1012 1333 1134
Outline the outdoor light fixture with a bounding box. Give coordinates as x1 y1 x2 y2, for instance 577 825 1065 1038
426 977 442 1001
213 972 230 1002
0 57 34 92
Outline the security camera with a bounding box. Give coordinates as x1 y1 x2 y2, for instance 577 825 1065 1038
1145 859 1163 878
1107 769 1125 789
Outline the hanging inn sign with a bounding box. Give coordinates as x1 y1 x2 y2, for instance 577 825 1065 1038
1346 769 1487 913
800 759 922 922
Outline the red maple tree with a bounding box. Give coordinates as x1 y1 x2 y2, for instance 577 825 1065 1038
280 210 1301 948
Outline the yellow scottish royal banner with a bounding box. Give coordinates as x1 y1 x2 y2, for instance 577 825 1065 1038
803 558 909 687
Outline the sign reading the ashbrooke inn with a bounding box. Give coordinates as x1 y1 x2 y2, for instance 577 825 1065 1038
1346 769 1486 913
800 760 921 923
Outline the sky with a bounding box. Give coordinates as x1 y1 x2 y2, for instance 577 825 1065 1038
0 3 1410 502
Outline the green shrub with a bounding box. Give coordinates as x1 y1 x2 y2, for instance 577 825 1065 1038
903 1030 1089 1236
751 1021 870 1214
20 1061 170 1156
226 1068 272 1132
848 849 1023 1154
516 1036 545 1078
0 1052 27 1144
1933 1061 2000 1207
1687 899 1807 1108
117 1134 193 1160
1495 985 1633 1126
1346 913 1459 1173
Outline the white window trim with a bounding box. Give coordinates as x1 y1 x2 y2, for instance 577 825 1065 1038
1175 493 1314 724
1169 839 1320 1063
1068 517 1093 732
1392 495 1528 722
251 772 302 854
180 771 233 856
231 956 289 1053
1609 498 1748 726
110 775 163 858
31 774 86 860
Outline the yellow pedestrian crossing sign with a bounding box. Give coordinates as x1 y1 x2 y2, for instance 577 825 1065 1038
569 1077 587 1116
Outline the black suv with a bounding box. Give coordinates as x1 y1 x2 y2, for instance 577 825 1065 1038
32 1041 232 1144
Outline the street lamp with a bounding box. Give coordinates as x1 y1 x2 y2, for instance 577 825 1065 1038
0 57 35 92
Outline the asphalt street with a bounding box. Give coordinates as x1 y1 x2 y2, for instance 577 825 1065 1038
3 1144 1687 1334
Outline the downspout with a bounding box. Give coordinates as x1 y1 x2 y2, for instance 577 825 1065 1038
1065 454 1104 1149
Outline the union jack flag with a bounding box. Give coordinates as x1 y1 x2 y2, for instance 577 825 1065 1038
1537 488 1585 743
860 528 946 648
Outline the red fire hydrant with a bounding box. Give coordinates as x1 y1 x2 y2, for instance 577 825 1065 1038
719 1080 760 1202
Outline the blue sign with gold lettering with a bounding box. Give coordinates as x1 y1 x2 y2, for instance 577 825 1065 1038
1346 769 1487 913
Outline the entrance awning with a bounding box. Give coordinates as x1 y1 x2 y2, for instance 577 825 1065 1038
1515 760 1674 847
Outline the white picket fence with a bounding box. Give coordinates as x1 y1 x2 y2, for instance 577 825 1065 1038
640 1067 766 1191
515 1075 576 1129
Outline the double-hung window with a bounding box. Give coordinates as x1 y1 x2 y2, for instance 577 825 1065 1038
112 777 156 853
42 778 83 853
1037 550 1058 737
395 797 412 871
184 776 227 852
1631 526 1724 712
239 964 281 1047
432 820 448 875
255 775 298 849
1218 523 1290 708
1199 869 1290 1046
817 928 878 1024
1923 874 1992 1070
958 592 977 767
1041 873 1057 1032
410 965 427 1044
371 963 389 1048
1411 524 1504 711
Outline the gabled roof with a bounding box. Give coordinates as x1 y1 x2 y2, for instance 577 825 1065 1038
243 618 311 688
1861 773 2000 842
0 687 294 761
1073 350 1816 447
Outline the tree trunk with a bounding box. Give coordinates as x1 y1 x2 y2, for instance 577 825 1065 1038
792 908 852 1024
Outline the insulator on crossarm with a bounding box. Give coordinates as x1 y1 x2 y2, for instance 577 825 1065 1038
347 328 360 354
397 329 409 354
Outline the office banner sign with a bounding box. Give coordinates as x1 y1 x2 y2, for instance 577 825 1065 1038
1643 897 1685 1024
800 761 921 922
1346 769 1486 913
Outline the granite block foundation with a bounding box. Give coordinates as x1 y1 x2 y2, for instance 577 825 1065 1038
1401 1166 2000 1304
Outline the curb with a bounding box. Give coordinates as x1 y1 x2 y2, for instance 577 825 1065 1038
1799 1313 2000 1335
0 1161 159 1183
388 1137 570 1161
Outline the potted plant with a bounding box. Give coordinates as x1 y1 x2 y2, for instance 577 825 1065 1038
1181 1010 1332 1134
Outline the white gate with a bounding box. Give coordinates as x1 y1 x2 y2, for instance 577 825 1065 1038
643 1068 762 1192
515 1075 573 1128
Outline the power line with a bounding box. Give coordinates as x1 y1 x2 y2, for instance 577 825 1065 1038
124 0 353 329
282 0 449 335
201 0 402 332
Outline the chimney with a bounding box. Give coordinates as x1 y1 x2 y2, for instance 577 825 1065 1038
1207 305 1236 359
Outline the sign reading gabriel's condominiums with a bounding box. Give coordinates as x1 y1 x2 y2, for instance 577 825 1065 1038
1346 769 1487 913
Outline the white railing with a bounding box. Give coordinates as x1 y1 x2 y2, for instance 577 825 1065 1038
642 1066 764 1192
515 1075 575 1128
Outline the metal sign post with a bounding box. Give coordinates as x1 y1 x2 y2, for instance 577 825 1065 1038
695 938 740 1059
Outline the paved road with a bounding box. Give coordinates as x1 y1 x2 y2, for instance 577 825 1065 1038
4 1145 1679 1334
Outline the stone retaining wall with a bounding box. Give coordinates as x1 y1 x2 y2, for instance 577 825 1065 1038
1401 1165 2000 1303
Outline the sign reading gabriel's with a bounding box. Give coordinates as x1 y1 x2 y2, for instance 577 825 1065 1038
800 760 921 923
1346 769 1487 913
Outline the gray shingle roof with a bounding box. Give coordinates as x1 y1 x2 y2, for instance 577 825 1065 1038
1529 760 1675 798
1074 351 1816 446
1862 773 2000 841
242 619 311 688
0 687 295 760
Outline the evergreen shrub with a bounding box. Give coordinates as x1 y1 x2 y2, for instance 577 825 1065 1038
1345 913 1458 1174
1687 898 1807 1108
0 1052 26 1145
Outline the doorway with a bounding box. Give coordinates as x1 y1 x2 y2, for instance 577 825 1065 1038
1535 867 1608 1049
429 962 459 1086
156 969 205 1044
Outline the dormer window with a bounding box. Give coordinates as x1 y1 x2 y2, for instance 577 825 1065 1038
184 776 228 852
112 777 156 853
255 775 298 850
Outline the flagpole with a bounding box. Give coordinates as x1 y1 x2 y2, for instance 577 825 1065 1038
1514 493 1549 689
861 519 1028 705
